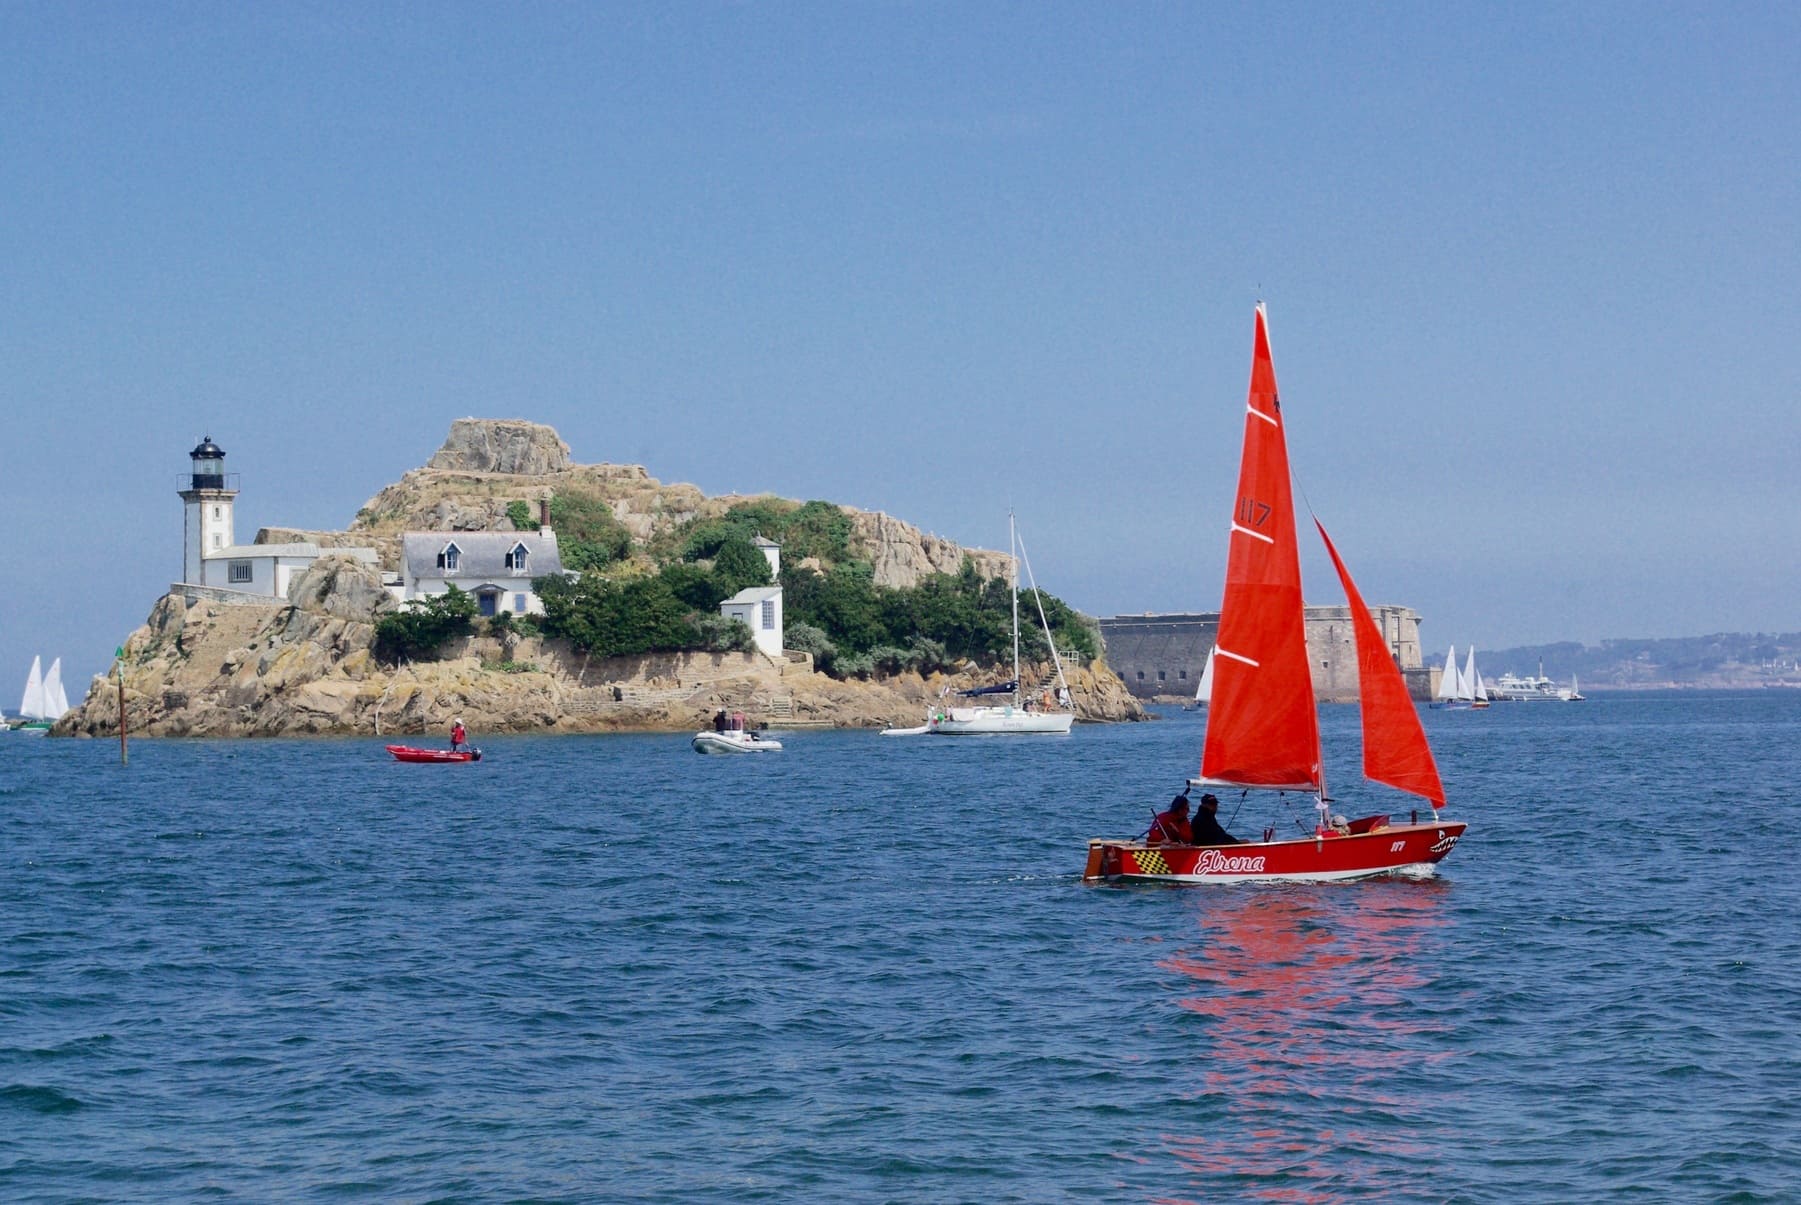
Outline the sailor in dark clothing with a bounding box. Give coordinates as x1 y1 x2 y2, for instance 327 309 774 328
713 709 729 733
1190 793 1241 845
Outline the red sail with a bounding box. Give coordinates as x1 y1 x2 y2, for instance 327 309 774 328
1314 519 1447 808
1200 306 1323 792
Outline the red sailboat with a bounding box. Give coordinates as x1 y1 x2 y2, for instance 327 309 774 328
1084 306 1466 884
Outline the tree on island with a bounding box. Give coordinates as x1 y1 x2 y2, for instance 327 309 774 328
374 585 478 663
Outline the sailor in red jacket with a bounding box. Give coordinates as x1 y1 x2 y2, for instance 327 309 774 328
450 718 467 750
1148 794 1193 844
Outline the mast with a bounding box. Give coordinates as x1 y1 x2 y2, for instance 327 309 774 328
1010 510 1020 698
1014 518 1070 699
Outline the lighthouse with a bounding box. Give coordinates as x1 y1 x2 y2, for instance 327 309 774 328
178 436 237 585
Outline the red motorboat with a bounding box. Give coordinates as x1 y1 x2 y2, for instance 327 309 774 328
386 744 482 763
1084 306 1467 885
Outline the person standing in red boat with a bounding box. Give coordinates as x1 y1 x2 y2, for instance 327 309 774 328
1190 794 1241 846
1148 795 1193 844
450 717 467 751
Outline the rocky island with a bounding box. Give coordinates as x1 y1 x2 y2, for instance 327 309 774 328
61 420 1144 737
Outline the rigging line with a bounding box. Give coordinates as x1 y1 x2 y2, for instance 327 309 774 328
1012 519 1069 693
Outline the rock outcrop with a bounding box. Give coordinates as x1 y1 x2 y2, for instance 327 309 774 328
427 417 572 475
850 510 1012 587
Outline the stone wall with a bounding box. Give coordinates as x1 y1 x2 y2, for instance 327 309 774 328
1100 606 1431 703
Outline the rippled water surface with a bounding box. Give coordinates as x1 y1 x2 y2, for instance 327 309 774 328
4 694 1799 1201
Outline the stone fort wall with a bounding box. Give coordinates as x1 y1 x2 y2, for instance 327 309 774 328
1099 607 1433 703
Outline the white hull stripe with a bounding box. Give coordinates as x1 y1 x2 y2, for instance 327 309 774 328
1113 862 1441 885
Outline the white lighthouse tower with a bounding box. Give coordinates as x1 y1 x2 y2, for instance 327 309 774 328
179 436 237 585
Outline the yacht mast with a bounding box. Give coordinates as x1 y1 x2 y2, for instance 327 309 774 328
1010 510 1020 697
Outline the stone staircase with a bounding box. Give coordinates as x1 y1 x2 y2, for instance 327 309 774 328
561 684 700 715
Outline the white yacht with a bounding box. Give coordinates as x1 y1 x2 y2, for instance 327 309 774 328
899 512 1075 736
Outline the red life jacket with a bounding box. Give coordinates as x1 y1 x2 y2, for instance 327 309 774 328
1149 810 1192 844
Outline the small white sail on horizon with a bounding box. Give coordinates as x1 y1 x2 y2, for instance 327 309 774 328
1434 645 1461 704
19 655 46 720
1194 646 1215 705
18 654 72 723
43 658 71 718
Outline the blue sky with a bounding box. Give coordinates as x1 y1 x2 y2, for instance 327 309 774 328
4 2 1797 698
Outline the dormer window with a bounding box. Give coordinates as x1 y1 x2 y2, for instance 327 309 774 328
505 542 530 573
438 542 462 572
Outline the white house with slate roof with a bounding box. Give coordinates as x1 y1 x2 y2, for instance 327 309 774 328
400 529 566 617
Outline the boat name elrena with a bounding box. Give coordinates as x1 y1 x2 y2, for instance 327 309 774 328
1195 850 1269 874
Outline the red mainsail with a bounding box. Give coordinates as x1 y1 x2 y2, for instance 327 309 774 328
1200 306 1323 793
1314 519 1446 808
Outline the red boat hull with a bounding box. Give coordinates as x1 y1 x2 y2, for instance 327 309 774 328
1083 819 1466 884
385 745 481 763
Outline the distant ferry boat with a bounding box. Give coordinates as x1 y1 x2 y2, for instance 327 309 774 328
1492 661 1582 701
1491 670 1560 700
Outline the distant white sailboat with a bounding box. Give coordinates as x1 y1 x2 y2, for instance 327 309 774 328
44 658 71 718
15 655 69 731
1559 674 1585 702
1464 646 1491 709
1432 645 1464 708
1184 646 1215 710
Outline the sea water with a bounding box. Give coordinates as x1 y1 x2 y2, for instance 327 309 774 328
3 693 1798 1201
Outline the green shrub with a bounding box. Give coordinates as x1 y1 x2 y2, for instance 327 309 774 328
688 614 756 653
833 650 874 680
784 621 837 672
711 534 773 595
783 555 1094 681
778 500 854 563
658 562 728 612
506 500 535 531
534 573 697 656
550 491 633 570
374 586 478 663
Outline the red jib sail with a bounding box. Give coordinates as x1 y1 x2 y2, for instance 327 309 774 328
1200 306 1323 793
1314 518 1447 808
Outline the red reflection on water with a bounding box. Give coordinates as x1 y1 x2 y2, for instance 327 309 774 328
1152 883 1456 1202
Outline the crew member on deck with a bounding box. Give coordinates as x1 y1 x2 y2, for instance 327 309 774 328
450 717 467 750
1191 794 1241 845
1148 795 1193 844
